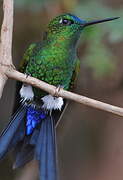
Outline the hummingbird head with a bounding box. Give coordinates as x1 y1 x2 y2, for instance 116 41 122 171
47 13 87 38
45 13 119 45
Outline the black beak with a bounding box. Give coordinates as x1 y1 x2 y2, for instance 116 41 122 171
84 17 120 27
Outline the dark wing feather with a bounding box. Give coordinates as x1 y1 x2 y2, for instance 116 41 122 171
70 58 80 89
13 140 34 169
0 105 27 160
13 128 40 169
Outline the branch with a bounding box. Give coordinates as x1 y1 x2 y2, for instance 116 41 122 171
1 0 123 120
0 0 13 98
5 68 123 117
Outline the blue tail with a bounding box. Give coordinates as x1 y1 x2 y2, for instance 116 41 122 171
0 105 59 180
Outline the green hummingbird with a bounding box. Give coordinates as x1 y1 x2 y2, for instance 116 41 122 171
0 13 119 180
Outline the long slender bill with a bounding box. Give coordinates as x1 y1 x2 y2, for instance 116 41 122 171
84 17 120 27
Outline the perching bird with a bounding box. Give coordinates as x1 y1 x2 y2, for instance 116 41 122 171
0 14 119 180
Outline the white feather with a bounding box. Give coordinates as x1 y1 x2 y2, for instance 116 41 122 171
20 84 34 101
41 95 64 111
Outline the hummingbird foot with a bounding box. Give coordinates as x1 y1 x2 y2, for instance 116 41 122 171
24 73 31 78
53 85 64 97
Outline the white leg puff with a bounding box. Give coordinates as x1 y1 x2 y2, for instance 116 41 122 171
42 95 64 111
20 84 34 101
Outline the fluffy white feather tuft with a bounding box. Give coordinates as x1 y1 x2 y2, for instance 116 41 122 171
42 95 64 111
20 84 34 101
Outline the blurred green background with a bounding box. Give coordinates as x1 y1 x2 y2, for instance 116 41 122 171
0 0 123 179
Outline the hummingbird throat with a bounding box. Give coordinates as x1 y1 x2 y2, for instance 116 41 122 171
19 84 64 111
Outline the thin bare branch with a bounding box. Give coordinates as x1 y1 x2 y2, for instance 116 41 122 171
5 68 123 118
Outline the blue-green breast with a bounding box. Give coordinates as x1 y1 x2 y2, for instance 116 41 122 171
25 41 77 98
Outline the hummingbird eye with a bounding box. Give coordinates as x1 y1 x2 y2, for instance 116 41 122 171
59 18 74 25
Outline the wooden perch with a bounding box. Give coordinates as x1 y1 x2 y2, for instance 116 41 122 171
0 0 13 97
1 0 123 119
4 67 123 117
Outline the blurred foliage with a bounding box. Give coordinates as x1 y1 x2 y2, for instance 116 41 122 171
15 0 46 10
74 1 123 78
74 1 123 43
82 27 116 78
14 0 123 78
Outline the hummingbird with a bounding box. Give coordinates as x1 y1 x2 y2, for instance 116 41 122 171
0 14 119 180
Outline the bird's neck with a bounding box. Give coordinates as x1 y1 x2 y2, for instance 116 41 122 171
42 32 80 52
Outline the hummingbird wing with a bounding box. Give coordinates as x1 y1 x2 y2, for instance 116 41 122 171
70 59 80 90
0 43 39 162
13 42 44 118
12 43 38 112
19 43 37 73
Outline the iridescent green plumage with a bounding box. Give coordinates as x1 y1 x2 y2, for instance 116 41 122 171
20 14 83 98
